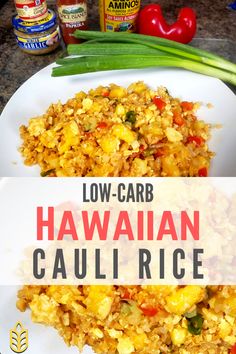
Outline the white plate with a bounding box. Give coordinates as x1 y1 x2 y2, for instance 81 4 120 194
0 64 236 176
0 286 94 354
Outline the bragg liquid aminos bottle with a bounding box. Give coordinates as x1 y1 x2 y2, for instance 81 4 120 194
57 0 88 44
99 0 141 32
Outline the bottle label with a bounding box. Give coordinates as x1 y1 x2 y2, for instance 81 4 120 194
15 28 60 51
15 0 48 21
58 4 87 24
100 0 140 32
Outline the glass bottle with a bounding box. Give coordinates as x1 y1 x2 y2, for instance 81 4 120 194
57 0 88 44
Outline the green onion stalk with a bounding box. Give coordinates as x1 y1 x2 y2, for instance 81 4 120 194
52 30 236 86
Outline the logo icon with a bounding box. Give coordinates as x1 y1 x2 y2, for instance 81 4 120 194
10 322 28 353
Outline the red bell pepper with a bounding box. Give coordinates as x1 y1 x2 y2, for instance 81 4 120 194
173 111 185 126
138 4 197 44
120 289 132 299
230 344 236 354
97 122 108 129
140 304 158 316
198 167 208 177
187 136 204 147
152 96 166 110
181 101 194 111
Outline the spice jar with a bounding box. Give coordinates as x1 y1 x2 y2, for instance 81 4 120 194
12 10 61 55
14 0 48 22
57 0 88 44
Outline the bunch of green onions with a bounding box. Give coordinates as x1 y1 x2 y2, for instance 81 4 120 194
52 30 236 86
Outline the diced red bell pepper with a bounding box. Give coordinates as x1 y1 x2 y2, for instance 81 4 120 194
97 122 108 129
173 111 185 126
198 167 208 177
187 136 204 147
181 101 194 111
131 152 140 159
230 344 236 354
121 289 132 300
102 91 110 97
138 145 146 159
140 304 158 317
153 149 165 158
153 96 166 111
84 131 93 138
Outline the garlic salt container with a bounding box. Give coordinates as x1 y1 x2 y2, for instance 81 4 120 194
12 9 61 55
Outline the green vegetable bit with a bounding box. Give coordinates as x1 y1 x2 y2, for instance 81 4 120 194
143 148 155 157
125 111 136 124
187 314 204 335
40 169 55 177
184 308 197 319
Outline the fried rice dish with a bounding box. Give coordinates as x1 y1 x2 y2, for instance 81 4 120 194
19 82 214 177
17 82 227 353
17 285 236 353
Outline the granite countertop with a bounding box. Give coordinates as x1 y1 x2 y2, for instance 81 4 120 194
0 0 235 113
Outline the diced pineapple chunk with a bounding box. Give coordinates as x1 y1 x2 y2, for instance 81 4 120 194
209 295 236 316
143 285 177 298
162 155 180 177
219 319 232 339
99 134 120 153
85 286 113 320
81 141 96 156
62 312 70 326
116 104 125 116
46 285 81 304
109 86 126 98
65 108 74 116
225 315 235 326
131 158 148 176
128 81 147 94
97 296 113 319
58 121 79 154
202 308 218 322
225 296 236 316
40 130 58 148
117 336 134 354
224 336 236 346
148 122 163 136
75 91 86 100
28 117 46 137
108 329 123 339
82 98 93 111
91 164 114 177
171 327 187 346
112 124 136 144
91 328 104 338
166 127 183 142
89 102 102 113
29 294 59 325
133 332 147 350
194 120 206 130
165 286 205 315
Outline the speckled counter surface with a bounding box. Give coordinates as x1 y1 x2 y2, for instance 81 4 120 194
0 0 235 113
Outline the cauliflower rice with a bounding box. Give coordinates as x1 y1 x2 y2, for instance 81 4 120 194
19 82 214 177
17 285 236 353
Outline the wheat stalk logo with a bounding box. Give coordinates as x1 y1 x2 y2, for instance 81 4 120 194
10 322 28 353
